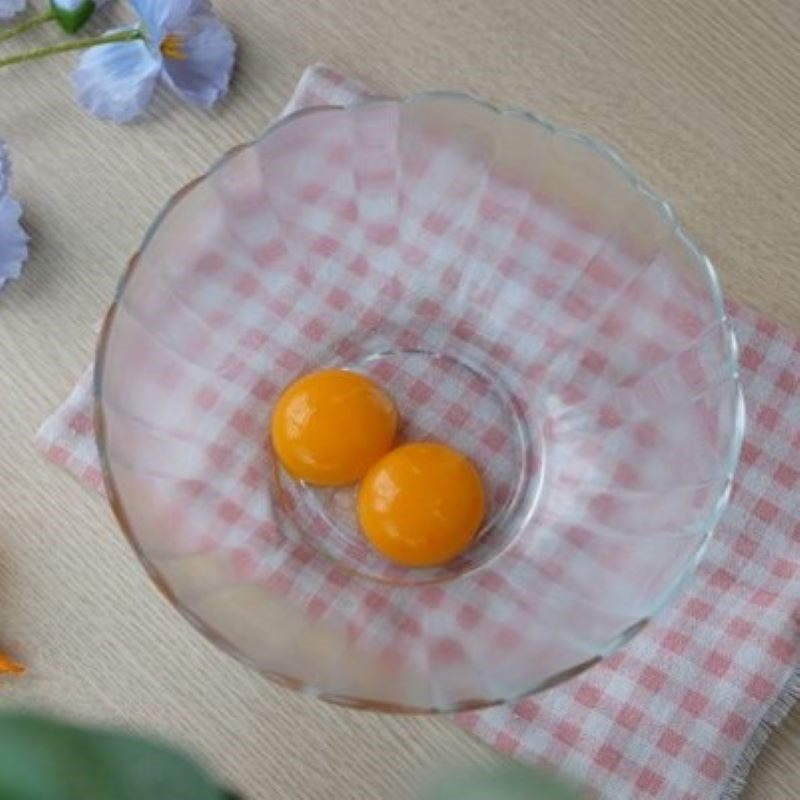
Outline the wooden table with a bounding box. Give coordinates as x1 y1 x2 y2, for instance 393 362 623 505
1 1 798 797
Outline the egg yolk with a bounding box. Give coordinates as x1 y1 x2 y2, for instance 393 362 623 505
357 442 486 567
271 369 397 487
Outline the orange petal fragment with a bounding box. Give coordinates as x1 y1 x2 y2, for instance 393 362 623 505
0 652 25 677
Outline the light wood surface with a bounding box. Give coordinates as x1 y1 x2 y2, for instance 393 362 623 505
1 1 798 797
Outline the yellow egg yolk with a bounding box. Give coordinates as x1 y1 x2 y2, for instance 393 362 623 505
271 369 397 487
358 442 486 567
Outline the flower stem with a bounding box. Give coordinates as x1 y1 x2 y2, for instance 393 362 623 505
0 9 56 44
0 28 144 69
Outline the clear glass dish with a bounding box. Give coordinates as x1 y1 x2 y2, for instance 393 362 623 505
95 92 745 712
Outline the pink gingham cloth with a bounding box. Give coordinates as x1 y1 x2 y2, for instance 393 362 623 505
36 66 800 799
462 296 800 799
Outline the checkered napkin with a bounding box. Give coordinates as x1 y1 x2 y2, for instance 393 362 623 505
36 66 799 799
459 290 800 798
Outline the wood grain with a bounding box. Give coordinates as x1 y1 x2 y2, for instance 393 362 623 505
0 1 797 797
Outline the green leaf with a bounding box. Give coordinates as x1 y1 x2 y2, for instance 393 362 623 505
50 0 97 34
0 712 230 800
420 761 584 800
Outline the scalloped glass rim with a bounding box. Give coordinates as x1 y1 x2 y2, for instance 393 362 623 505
94 91 746 713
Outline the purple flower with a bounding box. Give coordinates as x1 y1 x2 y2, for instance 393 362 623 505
73 0 236 123
0 141 30 291
0 0 26 20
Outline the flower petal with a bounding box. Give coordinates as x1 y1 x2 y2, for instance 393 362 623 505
0 0 26 20
0 652 26 677
161 12 235 108
131 0 209 40
0 651 25 676
0 194 29 292
72 33 161 123
0 139 10 196
52 0 88 10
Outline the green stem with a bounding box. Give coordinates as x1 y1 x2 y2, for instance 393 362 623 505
0 9 56 44
0 27 144 69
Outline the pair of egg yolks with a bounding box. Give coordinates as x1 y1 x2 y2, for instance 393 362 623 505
270 370 486 567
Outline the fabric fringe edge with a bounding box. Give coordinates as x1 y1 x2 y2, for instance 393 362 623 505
721 665 800 800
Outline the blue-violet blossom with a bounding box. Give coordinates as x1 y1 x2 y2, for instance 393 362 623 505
0 141 30 291
0 0 26 20
73 0 236 123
